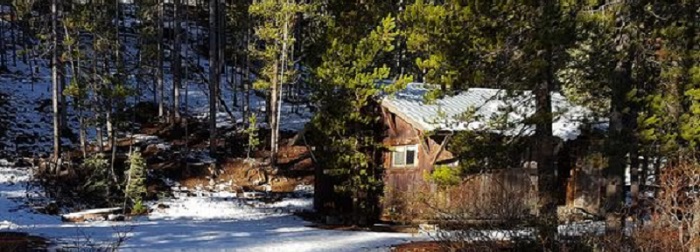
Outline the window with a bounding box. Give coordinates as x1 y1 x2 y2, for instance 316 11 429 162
392 145 418 167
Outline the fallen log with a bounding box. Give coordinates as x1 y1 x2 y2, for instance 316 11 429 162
61 207 122 223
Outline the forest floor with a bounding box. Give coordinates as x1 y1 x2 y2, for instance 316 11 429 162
0 158 425 251
0 74 426 251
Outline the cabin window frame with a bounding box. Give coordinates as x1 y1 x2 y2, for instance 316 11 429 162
392 145 418 168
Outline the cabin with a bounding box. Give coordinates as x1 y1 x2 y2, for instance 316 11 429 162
379 83 605 223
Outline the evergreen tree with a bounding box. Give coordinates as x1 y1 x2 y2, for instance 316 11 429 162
125 151 147 206
401 1 579 245
249 0 311 165
310 16 412 225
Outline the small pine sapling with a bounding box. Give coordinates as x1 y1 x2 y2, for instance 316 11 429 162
125 151 147 212
81 153 110 197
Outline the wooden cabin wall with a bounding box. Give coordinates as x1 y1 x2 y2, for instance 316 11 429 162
380 109 535 222
561 135 606 216
381 167 537 223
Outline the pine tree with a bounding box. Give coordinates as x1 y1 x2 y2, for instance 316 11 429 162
558 1 700 233
62 5 91 157
401 1 578 244
311 16 412 225
249 0 311 165
125 151 147 206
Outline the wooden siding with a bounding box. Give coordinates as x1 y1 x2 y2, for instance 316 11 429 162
379 106 602 222
381 168 537 222
380 108 536 222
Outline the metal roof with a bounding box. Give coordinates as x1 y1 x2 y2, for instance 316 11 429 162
381 83 593 141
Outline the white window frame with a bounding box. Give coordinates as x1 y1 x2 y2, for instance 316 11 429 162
392 145 418 168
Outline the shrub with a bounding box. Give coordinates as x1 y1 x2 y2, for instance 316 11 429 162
131 199 147 215
125 151 147 205
425 165 461 186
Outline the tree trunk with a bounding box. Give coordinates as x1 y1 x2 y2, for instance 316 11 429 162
172 0 182 123
93 34 103 152
534 66 557 250
271 5 290 166
51 0 61 162
0 13 6 69
535 7 557 247
59 0 67 132
243 26 251 126
157 0 165 118
208 0 219 156
605 51 634 233
270 62 279 165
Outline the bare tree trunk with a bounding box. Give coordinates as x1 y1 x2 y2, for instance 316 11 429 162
157 0 165 118
534 62 556 250
172 0 182 123
106 109 114 147
605 50 634 233
535 6 557 247
51 0 61 163
243 30 250 126
59 20 67 133
269 62 279 165
0 13 6 69
93 34 103 152
208 0 218 156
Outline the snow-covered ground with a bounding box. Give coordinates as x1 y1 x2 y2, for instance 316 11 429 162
0 159 424 251
0 7 390 251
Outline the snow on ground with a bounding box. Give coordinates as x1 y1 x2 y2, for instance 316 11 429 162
0 160 424 251
0 2 311 158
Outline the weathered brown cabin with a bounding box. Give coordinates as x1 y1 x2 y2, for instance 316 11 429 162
378 83 605 223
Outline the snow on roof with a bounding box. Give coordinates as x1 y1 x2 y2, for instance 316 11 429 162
381 83 593 141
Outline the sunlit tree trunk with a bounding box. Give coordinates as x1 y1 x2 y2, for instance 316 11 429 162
157 0 165 118
51 0 61 165
208 0 219 156
172 0 182 123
